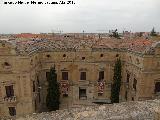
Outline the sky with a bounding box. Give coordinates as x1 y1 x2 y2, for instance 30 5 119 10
0 0 159 33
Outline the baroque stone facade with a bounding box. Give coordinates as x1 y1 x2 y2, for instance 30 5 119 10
0 37 160 117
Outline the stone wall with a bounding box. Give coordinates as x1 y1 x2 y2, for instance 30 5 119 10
2 99 159 120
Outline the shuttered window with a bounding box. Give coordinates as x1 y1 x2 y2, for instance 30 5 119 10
62 72 68 80
5 85 14 97
99 71 104 81
80 72 86 80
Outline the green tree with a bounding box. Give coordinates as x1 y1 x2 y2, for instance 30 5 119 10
111 58 122 103
46 66 60 111
150 27 157 36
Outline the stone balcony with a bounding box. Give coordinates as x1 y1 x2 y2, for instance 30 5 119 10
3 96 17 102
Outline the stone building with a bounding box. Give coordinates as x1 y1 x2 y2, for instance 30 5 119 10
0 36 160 117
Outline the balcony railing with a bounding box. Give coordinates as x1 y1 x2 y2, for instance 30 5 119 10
3 96 16 102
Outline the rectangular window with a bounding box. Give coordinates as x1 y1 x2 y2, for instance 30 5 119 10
127 73 130 83
99 71 104 81
80 72 86 80
62 72 68 80
155 82 160 93
33 81 35 92
132 97 134 101
133 78 137 91
8 107 16 116
125 91 128 100
5 85 14 97
46 72 50 81
38 92 41 103
79 88 87 100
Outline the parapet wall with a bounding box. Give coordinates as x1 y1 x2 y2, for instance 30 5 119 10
2 99 160 120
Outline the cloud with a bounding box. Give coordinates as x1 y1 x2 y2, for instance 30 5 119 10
0 0 159 33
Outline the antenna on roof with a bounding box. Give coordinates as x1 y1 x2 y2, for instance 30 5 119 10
83 30 85 40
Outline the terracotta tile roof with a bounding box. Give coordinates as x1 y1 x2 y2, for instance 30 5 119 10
1 36 158 55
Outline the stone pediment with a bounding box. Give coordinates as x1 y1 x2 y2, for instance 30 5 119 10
0 40 16 55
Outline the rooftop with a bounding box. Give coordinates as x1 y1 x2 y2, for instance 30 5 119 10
0 35 159 55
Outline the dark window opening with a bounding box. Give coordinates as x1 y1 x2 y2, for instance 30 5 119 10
46 72 50 81
5 85 14 97
63 94 68 97
133 78 137 91
100 54 104 57
116 54 119 57
132 97 134 101
125 91 128 100
63 54 66 57
38 92 41 103
9 107 16 116
80 72 86 80
30 59 33 65
62 72 68 80
155 82 160 93
99 71 104 81
126 73 130 83
37 78 40 85
4 62 10 66
35 100 37 111
98 93 103 96
46 54 51 58
79 88 87 99
82 57 85 60
33 81 35 92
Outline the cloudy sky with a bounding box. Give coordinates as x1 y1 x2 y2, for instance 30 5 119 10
0 0 159 33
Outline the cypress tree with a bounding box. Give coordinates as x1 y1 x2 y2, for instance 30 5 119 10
111 58 122 103
46 66 60 111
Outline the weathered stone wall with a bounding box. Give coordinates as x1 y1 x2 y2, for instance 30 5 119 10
1 39 160 117
1 99 159 120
